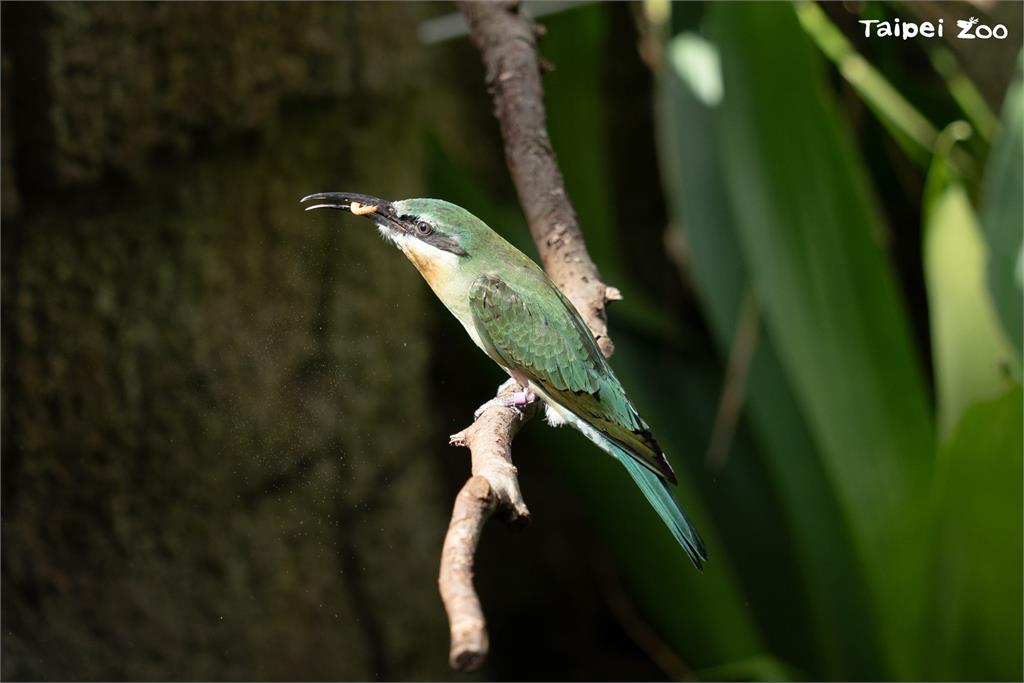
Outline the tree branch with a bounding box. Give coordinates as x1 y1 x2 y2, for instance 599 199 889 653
459 0 621 357
438 0 619 672
440 384 538 671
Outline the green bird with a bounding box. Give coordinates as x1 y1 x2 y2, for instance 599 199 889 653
302 192 707 569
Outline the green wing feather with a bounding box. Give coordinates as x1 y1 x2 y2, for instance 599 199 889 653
468 273 675 483
467 273 707 568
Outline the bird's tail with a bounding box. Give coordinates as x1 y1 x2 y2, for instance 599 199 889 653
612 446 708 570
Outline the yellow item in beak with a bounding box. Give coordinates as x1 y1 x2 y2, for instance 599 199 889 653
350 202 378 216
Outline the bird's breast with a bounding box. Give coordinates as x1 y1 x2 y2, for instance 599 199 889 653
395 238 482 344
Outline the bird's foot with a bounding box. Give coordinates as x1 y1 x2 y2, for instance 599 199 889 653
473 386 537 420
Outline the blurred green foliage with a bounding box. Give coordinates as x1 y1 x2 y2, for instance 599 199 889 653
429 1 1021 680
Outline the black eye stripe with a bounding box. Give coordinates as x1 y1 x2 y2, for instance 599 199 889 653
397 213 466 256
400 215 433 234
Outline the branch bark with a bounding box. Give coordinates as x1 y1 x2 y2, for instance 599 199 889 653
438 0 619 673
459 0 621 357
440 384 538 671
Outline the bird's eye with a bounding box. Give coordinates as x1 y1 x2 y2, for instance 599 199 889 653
415 220 433 236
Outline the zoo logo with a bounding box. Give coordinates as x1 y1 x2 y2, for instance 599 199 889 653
859 16 1009 41
955 17 1008 40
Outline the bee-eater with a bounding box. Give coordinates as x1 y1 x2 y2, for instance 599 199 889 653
302 193 707 569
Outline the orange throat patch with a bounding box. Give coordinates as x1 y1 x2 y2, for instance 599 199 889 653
403 245 447 290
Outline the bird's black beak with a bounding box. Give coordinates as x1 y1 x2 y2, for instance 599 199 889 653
301 191 467 256
300 192 398 225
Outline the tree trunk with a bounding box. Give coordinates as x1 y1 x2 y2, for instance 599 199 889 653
2 3 457 679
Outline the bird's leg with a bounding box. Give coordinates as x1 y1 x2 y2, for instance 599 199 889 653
473 380 537 419
472 389 536 419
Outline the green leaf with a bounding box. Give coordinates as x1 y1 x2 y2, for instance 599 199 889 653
923 144 1018 439
711 3 936 677
926 386 1023 681
794 1 938 167
979 55 1023 357
657 28 883 680
697 654 799 682
927 46 998 144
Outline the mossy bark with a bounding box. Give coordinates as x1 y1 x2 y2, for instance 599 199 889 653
2 3 458 680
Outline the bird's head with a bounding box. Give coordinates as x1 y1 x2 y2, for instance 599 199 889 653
302 193 497 267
